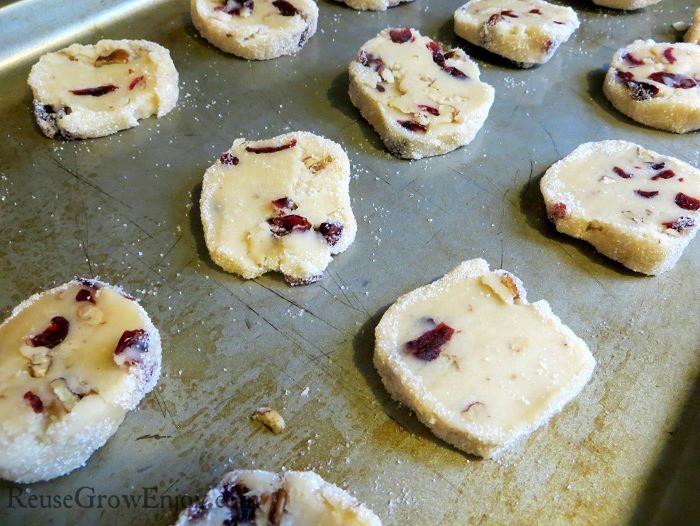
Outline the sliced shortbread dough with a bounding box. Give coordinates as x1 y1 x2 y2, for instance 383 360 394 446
685 8 700 45
454 0 580 68
200 132 357 285
603 39 700 133
0 280 161 483
190 0 318 60
348 28 494 159
541 140 700 275
174 469 382 525
337 0 413 11
592 0 661 9
28 39 178 140
374 259 595 458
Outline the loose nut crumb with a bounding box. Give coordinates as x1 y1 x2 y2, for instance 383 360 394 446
253 407 286 434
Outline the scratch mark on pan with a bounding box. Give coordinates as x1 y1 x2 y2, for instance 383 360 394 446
535 119 561 156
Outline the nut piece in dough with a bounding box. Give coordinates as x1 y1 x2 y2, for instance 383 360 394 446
603 39 700 133
28 39 178 140
190 0 318 60
374 259 595 458
174 469 382 525
0 279 162 483
685 8 700 44
454 0 580 68
200 132 357 285
253 407 286 434
541 140 700 275
592 0 661 9
337 0 413 11
348 28 494 159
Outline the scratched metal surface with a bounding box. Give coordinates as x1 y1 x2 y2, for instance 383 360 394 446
0 0 698 524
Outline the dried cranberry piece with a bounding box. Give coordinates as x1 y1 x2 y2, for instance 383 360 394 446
663 47 677 64
443 66 467 79
271 197 297 210
405 322 455 361
23 391 43 413
220 152 239 166
635 190 659 198
96 49 130 65
76 288 96 303
69 85 118 96
246 139 297 154
31 316 70 349
268 488 288 526
398 120 427 133
613 166 633 179
486 13 504 26
129 76 145 90
376 84 385 92
651 169 675 181
315 222 343 246
501 9 518 17
268 214 312 236
548 202 567 223
221 484 259 523
426 41 445 67
650 162 665 170
114 329 148 364
186 500 207 520
623 53 644 66
418 104 440 116
554 20 565 24
357 51 385 74
663 217 696 233
273 0 298 16
389 28 413 43
648 71 697 89
529 8 542 14
215 0 254 15
675 192 700 211
616 70 659 100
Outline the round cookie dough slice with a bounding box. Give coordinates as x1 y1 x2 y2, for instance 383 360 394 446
541 140 700 275
174 469 382 525
592 0 661 9
454 0 580 68
190 0 318 60
603 39 700 133
337 0 413 11
685 8 700 44
374 259 595 458
0 279 162 483
349 28 494 159
28 39 178 140
200 132 357 286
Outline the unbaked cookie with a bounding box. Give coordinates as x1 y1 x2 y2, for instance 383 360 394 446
337 0 413 11
374 259 595 458
348 28 494 159
0 280 161 483
200 132 357 285
592 0 661 9
190 0 318 60
28 39 178 140
685 8 700 44
454 0 579 68
174 469 382 525
541 140 700 275
603 39 700 133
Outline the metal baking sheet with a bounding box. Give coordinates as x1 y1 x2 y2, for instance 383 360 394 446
0 0 698 524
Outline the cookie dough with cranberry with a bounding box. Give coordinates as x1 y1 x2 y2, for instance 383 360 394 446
541 140 700 275
592 0 661 9
0 280 162 483
348 28 494 159
28 39 178 140
174 469 382 525
685 8 700 45
190 0 317 60
374 259 595 458
337 0 413 11
603 40 700 133
454 0 579 68
200 132 357 286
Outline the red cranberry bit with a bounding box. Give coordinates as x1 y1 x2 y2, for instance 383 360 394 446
501 9 518 17
650 162 666 170
405 322 455 361
463 401 484 413
675 192 700 211
616 70 659 100
418 104 440 116
114 329 149 364
663 47 677 64
443 66 468 79
273 0 299 16
271 197 297 210
186 501 207 520
69 85 118 96
215 0 254 15
268 488 288 526
376 84 386 92
623 53 644 66
31 316 70 349
128 76 145 90
651 169 675 181
635 190 659 198
426 41 446 67
389 28 413 44
315 222 343 246
613 166 633 179
663 217 696 233
220 152 239 166
96 49 130 65
221 484 259 523
398 120 427 133
486 13 504 26
23 391 44 414
648 71 697 90
246 139 297 154
554 21 565 24
357 51 385 73
76 288 96 303
267 214 312 236
548 202 567 223
529 8 542 14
